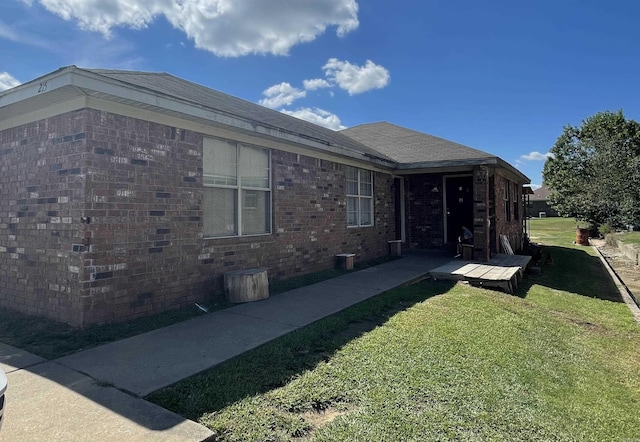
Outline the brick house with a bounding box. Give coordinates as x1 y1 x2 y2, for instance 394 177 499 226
0 66 529 326
528 185 558 217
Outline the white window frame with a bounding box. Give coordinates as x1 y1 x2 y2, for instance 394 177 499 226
203 138 271 238
346 166 374 227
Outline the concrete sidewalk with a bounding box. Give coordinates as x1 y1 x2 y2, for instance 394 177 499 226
0 343 214 442
0 252 450 441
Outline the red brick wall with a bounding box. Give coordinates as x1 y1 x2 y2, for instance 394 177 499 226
493 173 523 253
473 167 490 260
404 174 445 248
1 109 396 326
0 109 87 324
403 168 525 260
200 151 395 281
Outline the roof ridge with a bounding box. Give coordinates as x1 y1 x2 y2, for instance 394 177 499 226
82 68 169 76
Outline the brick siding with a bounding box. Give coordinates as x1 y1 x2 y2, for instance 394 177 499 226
0 109 396 326
493 173 524 253
404 174 445 248
0 109 87 324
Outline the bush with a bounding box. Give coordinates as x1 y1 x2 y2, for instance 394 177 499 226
599 223 613 236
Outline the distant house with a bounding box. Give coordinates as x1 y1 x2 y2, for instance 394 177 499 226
0 66 530 326
529 186 558 217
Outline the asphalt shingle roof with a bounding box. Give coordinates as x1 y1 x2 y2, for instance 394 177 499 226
340 121 496 164
83 68 394 162
531 185 551 201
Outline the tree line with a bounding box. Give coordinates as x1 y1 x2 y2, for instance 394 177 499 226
543 110 640 229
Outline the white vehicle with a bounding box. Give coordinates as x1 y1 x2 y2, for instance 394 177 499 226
0 367 5 430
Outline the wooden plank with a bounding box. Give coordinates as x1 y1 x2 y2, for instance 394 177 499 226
464 264 496 280
430 262 480 281
482 267 515 280
500 235 514 255
451 263 483 277
466 268 519 294
488 254 532 280
465 265 519 282
467 279 513 294
430 258 524 295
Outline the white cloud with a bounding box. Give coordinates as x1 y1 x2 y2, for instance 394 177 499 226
322 58 390 95
303 78 331 91
0 19 56 50
0 72 21 91
258 57 389 131
520 151 553 161
24 0 359 57
259 82 306 109
280 107 346 131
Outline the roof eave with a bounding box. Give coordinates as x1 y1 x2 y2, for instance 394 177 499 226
496 157 530 184
392 156 530 183
394 157 500 171
1 66 395 167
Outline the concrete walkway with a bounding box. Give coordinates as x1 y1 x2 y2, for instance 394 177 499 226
0 251 451 442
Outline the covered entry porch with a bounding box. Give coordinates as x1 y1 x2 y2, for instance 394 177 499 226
396 163 527 262
397 167 493 261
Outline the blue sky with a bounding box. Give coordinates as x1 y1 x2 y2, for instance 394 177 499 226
2 0 640 187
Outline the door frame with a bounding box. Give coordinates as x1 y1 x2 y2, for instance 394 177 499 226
442 174 474 244
394 177 406 242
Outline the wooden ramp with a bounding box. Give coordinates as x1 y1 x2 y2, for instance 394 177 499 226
429 254 532 294
488 253 532 279
429 261 484 281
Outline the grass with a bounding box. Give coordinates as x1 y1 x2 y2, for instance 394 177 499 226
149 217 640 441
0 301 225 360
614 231 640 245
0 255 398 360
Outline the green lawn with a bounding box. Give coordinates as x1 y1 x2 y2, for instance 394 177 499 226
614 231 640 245
149 217 640 441
527 216 585 245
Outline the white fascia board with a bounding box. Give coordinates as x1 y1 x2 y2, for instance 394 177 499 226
0 66 76 108
1 67 394 169
0 96 87 131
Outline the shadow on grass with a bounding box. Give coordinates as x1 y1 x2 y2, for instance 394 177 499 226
516 245 623 303
147 279 456 420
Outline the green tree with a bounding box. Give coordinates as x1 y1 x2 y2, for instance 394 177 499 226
543 110 640 227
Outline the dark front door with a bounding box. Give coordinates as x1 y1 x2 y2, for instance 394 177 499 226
445 176 474 243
